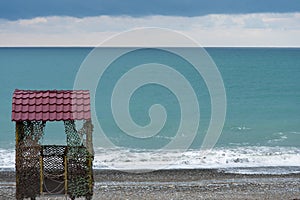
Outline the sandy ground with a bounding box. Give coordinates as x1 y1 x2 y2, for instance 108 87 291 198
1 169 300 200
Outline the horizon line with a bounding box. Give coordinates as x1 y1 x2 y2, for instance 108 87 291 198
0 45 300 48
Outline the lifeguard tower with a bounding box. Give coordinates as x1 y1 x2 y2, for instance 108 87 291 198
12 89 94 200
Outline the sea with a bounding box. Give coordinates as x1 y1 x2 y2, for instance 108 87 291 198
0 47 299 174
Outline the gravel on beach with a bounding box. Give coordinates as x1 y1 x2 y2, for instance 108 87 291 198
1 169 300 200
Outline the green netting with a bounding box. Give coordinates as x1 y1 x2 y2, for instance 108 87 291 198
64 120 94 199
16 120 94 200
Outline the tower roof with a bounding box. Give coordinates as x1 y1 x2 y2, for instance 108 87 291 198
12 89 91 121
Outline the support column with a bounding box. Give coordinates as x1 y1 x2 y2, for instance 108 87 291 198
15 121 23 200
64 155 68 195
39 156 43 195
85 120 94 156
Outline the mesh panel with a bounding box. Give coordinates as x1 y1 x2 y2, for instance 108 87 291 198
64 120 83 147
16 146 41 200
64 120 94 199
42 146 66 195
21 121 45 147
67 147 92 199
16 120 94 200
42 145 65 173
16 121 45 200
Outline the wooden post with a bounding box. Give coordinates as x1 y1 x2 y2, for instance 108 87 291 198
64 155 68 195
85 120 94 156
39 156 43 195
84 120 94 196
88 156 93 193
15 121 22 200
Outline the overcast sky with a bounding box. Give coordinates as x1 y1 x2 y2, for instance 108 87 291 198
1 0 300 46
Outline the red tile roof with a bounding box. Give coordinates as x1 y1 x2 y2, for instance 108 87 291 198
12 90 91 121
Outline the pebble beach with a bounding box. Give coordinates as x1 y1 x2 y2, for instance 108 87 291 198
1 169 300 200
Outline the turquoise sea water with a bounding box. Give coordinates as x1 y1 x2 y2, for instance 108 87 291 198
0 47 299 172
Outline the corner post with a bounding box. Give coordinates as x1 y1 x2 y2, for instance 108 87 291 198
85 120 94 156
15 121 23 200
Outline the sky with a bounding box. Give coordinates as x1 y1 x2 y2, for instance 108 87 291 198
0 0 300 46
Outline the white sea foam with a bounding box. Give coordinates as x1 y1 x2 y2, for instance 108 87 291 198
1 146 300 174
93 146 300 173
267 132 288 144
0 149 15 171
230 126 251 131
